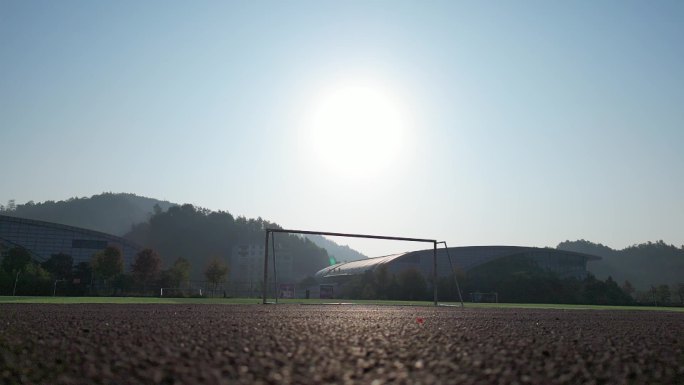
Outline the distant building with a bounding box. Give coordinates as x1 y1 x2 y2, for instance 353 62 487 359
230 243 294 297
315 246 600 284
0 214 141 267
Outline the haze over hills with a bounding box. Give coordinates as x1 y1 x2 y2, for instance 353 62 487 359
1 193 681 288
0 193 367 264
557 239 684 290
0 193 175 236
304 234 367 262
123 204 330 281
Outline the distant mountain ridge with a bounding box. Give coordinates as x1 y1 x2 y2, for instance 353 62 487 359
0 193 174 236
305 234 367 262
0 193 368 262
6 194 679 285
557 239 684 290
124 204 330 281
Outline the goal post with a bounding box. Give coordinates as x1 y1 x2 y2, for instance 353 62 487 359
469 292 498 303
263 228 439 305
437 241 465 308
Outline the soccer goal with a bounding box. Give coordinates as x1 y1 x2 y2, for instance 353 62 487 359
263 228 462 306
159 287 203 298
469 292 499 303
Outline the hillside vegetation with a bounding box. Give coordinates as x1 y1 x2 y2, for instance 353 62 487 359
0 193 174 235
1 193 366 265
557 240 684 289
305 234 367 261
125 204 330 281
3 194 681 293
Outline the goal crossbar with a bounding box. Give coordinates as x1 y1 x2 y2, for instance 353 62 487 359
263 228 439 305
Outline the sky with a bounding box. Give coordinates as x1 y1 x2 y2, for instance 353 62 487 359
1 0 683 257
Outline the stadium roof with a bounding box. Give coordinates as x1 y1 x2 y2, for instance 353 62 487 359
315 246 601 281
315 252 408 280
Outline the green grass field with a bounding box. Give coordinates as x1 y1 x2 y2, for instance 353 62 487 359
1 296 682 312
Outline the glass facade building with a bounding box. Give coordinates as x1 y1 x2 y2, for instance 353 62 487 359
0 214 141 267
229 243 295 297
315 246 601 284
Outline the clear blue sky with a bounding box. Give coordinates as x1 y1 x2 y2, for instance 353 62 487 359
2 0 683 256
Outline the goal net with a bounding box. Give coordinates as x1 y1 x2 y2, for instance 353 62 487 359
469 292 499 303
263 228 462 306
159 287 204 298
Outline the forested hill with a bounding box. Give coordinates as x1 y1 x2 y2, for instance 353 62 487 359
0 193 174 235
125 204 329 281
557 240 684 289
305 234 367 261
1 193 367 268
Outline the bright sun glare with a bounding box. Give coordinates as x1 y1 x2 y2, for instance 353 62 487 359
308 83 407 177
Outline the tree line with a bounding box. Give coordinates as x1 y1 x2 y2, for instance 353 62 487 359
1 193 361 273
1 193 175 236
0 245 229 297
3 243 683 305
125 203 329 282
2 201 331 295
557 239 684 292
337 254 684 306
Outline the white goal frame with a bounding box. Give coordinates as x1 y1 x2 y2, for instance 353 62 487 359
263 228 440 305
469 292 499 303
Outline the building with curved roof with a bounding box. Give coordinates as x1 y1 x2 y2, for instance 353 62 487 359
0 214 141 267
315 246 600 284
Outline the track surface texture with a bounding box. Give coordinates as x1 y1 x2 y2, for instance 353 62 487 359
1 304 683 385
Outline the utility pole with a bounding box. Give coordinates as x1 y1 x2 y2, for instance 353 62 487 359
262 230 269 304
12 271 20 296
53 279 66 296
433 241 438 306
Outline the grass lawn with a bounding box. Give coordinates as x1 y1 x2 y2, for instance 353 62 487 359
0 296 262 305
0 296 682 312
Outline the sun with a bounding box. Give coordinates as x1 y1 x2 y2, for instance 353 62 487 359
307 82 408 177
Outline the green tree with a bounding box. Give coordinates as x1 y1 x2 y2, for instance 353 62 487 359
437 274 463 302
675 283 684 306
375 265 390 299
558 240 684 291
1 247 32 274
16 262 52 295
41 253 73 279
131 248 161 290
125 204 329 282
0 268 11 295
601 276 633 305
621 280 635 298
205 257 228 296
163 257 191 288
649 286 659 306
342 270 376 299
72 262 93 295
397 268 427 301
73 262 92 283
655 284 671 305
92 246 124 289
387 274 400 300
112 273 135 295
464 254 554 303
361 283 377 299
582 275 611 305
